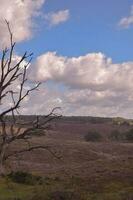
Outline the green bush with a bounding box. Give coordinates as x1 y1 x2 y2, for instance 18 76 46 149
48 190 81 200
109 130 122 141
30 190 82 200
7 171 43 185
125 129 133 142
85 131 102 142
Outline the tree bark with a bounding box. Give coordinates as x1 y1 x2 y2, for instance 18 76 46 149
0 161 5 175
0 145 7 175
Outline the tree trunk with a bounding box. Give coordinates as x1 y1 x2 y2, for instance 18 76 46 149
0 145 7 176
0 161 5 175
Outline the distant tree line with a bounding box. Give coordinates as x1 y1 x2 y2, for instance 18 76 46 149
85 129 133 142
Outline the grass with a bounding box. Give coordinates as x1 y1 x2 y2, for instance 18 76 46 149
0 177 34 200
0 174 132 200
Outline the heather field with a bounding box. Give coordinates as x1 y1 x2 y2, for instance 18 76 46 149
0 117 133 200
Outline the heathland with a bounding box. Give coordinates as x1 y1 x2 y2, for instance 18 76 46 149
0 116 133 200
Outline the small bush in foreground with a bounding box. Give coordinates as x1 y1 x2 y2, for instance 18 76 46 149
85 131 102 142
7 171 43 185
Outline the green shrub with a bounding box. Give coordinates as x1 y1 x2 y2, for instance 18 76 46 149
7 171 43 185
48 190 81 200
109 130 122 141
125 129 133 142
85 131 102 142
30 190 82 200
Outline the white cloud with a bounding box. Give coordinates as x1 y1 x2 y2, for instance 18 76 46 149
2 51 133 118
118 5 133 28
0 0 46 47
44 9 70 26
1 1 133 118
29 52 133 92
26 51 133 118
18 81 133 118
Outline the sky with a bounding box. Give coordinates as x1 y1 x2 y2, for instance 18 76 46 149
1 0 133 118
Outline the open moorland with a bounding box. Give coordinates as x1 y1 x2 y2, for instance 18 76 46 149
0 116 133 200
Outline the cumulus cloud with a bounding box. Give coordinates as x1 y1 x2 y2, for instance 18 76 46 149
18 81 133 118
2 51 133 118
26 51 133 118
0 0 46 47
29 52 133 92
44 9 70 26
118 5 133 28
0 1 133 118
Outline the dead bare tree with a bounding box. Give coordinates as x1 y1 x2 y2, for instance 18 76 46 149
0 21 61 175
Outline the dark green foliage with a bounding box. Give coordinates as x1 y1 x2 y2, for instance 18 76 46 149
85 131 102 142
125 129 133 142
109 130 122 141
30 190 82 200
48 190 81 200
7 171 43 185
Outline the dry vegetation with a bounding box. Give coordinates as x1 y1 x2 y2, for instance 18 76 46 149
0 116 133 200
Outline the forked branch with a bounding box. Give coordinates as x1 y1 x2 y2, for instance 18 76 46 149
0 21 61 174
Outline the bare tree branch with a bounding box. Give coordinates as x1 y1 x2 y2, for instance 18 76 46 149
5 145 61 161
0 21 61 174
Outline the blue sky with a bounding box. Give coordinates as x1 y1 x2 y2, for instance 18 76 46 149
1 0 133 117
16 0 133 62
